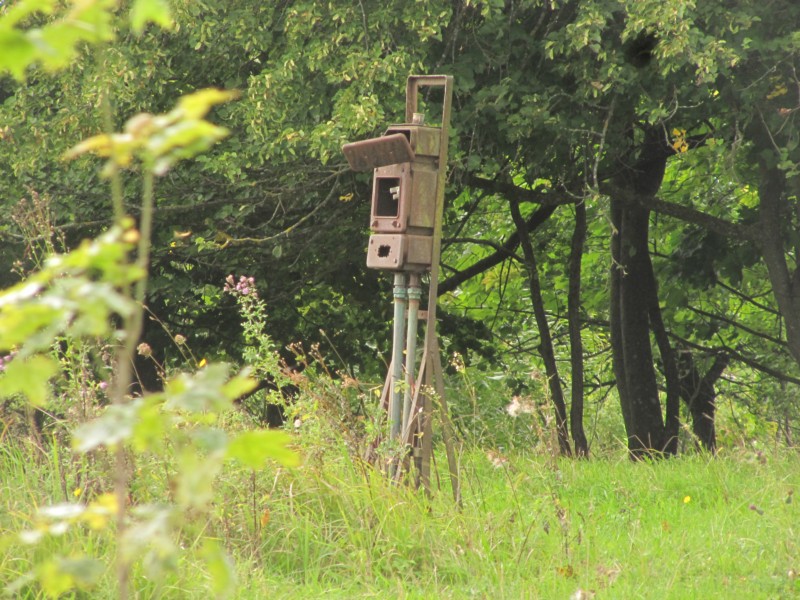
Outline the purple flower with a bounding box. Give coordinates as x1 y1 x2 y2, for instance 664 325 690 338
225 274 258 297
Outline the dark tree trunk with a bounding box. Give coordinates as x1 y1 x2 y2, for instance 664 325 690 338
643 250 681 455
610 200 633 436
618 203 665 455
509 197 572 456
677 351 728 453
568 200 589 456
757 167 800 366
608 126 673 458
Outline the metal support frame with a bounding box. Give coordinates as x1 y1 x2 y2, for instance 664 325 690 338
389 273 407 440
373 75 460 503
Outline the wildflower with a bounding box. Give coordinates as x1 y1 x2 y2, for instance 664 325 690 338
174 334 187 345
73 488 82 498
136 343 152 357
198 358 207 368
749 503 764 515
237 275 256 296
486 450 508 468
98 381 108 391
224 274 258 298
683 496 691 504
0 351 17 372
506 395 535 417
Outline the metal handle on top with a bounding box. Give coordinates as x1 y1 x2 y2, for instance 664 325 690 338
405 75 454 125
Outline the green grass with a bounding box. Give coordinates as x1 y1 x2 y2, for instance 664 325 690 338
1 434 798 599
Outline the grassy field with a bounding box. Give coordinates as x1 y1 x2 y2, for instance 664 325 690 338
1 431 798 599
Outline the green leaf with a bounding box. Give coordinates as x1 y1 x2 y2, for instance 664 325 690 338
201 539 237 598
130 0 173 35
174 448 223 509
0 355 58 407
226 430 299 468
176 88 239 120
38 559 75 598
164 363 233 413
1 0 56 29
31 554 104 597
73 400 143 452
0 29 36 80
0 302 65 353
192 427 228 453
220 370 258 400
131 396 167 453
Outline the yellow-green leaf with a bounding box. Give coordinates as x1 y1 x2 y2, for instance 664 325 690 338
64 134 113 160
176 88 239 120
0 30 36 80
201 539 237 598
0 355 58 406
130 0 173 35
227 430 300 468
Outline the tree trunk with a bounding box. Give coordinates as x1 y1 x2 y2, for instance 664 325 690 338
610 200 634 437
757 167 800 366
609 126 672 458
568 200 589 456
509 197 572 456
618 203 665 455
643 250 681 455
677 351 728 453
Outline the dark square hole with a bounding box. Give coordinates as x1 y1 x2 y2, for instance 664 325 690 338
375 177 401 217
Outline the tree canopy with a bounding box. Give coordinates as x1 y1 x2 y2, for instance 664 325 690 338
2 0 800 455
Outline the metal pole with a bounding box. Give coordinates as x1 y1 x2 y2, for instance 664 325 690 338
402 273 421 435
389 273 407 439
405 75 455 495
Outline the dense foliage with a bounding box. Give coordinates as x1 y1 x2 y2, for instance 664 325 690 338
2 1 800 597
2 1 800 453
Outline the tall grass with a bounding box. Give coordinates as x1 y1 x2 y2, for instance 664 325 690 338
2 426 798 599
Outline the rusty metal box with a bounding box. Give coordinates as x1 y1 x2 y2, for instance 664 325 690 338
366 234 433 271
342 123 441 240
368 124 439 234
370 163 437 233
384 124 440 158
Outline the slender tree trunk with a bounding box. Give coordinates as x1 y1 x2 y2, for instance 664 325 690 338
677 351 728 453
509 197 572 456
568 200 589 456
609 200 633 437
643 251 681 455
